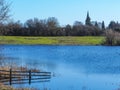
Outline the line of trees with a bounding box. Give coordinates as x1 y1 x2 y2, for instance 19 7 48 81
0 17 104 36
1 0 120 37
0 17 120 36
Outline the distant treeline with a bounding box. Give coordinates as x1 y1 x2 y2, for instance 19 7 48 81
0 17 103 36
0 0 119 37
0 13 120 36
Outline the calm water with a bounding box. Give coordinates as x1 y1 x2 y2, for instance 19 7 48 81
0 45 120 90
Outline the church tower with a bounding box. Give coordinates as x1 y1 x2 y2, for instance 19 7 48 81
85 11 91 26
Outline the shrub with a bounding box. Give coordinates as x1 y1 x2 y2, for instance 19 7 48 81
104 29 120 45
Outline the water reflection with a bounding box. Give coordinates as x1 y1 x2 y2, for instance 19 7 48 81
0 45 120 90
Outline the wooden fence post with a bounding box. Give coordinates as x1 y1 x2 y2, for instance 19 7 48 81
29 70 31 85
10 68 12 85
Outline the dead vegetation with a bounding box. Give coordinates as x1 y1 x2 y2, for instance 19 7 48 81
0 65 40 90
103 29 120 45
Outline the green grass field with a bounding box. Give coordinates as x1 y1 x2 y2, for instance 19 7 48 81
0 36 105 45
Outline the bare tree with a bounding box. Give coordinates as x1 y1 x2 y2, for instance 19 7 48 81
0 0 10 22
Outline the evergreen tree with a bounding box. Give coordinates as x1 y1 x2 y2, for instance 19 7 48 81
102 21 105 30
95 21 98 28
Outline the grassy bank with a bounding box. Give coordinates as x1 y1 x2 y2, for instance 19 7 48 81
0 36 104 45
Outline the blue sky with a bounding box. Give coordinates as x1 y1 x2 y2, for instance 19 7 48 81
10 0 120 26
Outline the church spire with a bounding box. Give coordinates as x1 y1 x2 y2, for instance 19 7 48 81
85 11 91 26
87 11 90 18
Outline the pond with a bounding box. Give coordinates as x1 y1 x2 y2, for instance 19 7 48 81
0 45 120 90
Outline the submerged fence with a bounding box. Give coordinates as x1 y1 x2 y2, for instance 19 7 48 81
0 69 51 85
